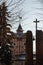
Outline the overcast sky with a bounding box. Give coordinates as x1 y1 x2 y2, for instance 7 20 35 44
7 0 43 36
0 0 43 52
0 0 43 33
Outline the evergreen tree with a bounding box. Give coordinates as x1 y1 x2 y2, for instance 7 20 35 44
0 2 14 65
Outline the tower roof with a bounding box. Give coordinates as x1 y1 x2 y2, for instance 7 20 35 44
17 24 23 32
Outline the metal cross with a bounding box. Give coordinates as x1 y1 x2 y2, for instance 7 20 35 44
33 19 39 31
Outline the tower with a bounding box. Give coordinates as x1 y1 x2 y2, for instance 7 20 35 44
25 31 33 65
17 24 23 33
36 30 43 65
16 24 23 38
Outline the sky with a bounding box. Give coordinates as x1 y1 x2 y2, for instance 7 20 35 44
21 0 43 34
0 0 43 34
0 0 43 32
0 0 43 52
7 0 43 35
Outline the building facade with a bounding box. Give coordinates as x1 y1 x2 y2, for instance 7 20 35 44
13 24 26 56
12 24 34 65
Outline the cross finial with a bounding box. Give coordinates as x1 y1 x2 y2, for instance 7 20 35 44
34 18 39 22
33 19 39 30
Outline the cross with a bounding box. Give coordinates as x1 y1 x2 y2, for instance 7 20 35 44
33 19 39 31
33 19 40 62
33 18 40 40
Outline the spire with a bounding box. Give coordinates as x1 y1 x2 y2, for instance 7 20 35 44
17 24 23 33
